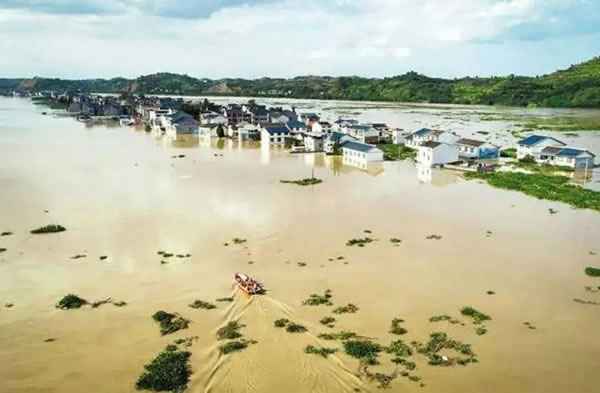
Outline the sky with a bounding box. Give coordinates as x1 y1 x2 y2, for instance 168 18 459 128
0 0 599 80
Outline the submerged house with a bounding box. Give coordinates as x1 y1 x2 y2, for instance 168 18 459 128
324 131 357 154
516 135 566 160
406 128 460 148
455 138 499 159
538 146 595 169
417 141 459 167
342 141 384 169
166 112 199 135
347 124 380 144
261 124 290 145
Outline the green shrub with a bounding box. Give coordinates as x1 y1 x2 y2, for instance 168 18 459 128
219 340 249 355
274 318 290 328
318 331 357 341
460 306 491 324
302 290 333 306
217 321 243 340
332 303 359 314
189 300 216 310
343 340 382 360
319 316 336 327
285 322 307 333
389 317 408 335
304 345 338 358
585 267 600 277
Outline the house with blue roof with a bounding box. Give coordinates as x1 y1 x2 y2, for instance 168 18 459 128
406 128 460 148
516 135 566 160
260 123 290 145
517 134 594 168
286 120 307 133
324 131 357 154
341 141 384 169
347 124 381 144
166 111 199 136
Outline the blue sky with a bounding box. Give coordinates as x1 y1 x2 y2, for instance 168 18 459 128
0 0 598 79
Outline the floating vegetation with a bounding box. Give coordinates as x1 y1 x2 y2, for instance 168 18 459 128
344 340 383 365
99 256 108 261
573 298 600 306
475 327 488 335
302 289 333 306
30 224 66 234
232 237 247 244
56 294 88 309
319 316 336 328
217 321 244 340
0 231 12 236
216 297 234 302
280 177 323 186
189 300 216 310
364 230 372 234
304 345 338 358
585 267 600 277
135 348 191 392
44 338 56 343
425 234 442 240
389 317 408 335
364 368 397 389
486 290 496 295
465 172 600 213
389 238 402 245
113 300 127 307
429 315 460 324
346 237 374 247
333 303 359 314
91 298 113 308
297 262 307 267
460 306 491 324
318 331 358 341
71 254 87 260
152 311 190 336
385 340 413 358
173 336 199 348
523 322 537 329
5 303 14 308
273 318 306 333
0 248 6 253
412 332 478 367
219 339 254 355
548 208 559 214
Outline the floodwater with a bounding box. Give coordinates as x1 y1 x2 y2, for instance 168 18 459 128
1 97 600 393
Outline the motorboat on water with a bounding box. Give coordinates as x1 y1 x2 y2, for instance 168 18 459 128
233 273 264 295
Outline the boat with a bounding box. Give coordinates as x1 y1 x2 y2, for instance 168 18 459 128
233 273 264 295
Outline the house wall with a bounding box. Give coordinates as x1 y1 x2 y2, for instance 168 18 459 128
517 139 564 159
261 130 288 144
418 144 459 166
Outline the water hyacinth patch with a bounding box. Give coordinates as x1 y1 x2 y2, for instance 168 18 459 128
304 345 338 358
346 237 374 247
389 317 408 335
152 311 190 336
216 297 234 302
219 339 252 355
189 300 216 310
585 267 600 277
30 224 66 234
56 294 88 309
135 348 191 392
319 316 336 328
460 306 491 324
302 289 333 306
332 303 359 314
318 331 358 341
217 321 244 340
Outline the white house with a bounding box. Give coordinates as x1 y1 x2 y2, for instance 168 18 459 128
199 123 221 137
342 141 384 169
311 121 332 135
199 111 227 125
324 131 357 154
261 124 290 145
406 128 460 148
286 120 307 134
303 134 324 152
164 111 199 137
455 138 499 159
346 125 380 144
418 141 459 167
298 112 320 125
516 135 566 160
538 146 595 169
333 118 358 132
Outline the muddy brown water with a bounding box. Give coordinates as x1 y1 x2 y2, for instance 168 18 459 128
1 97 600 393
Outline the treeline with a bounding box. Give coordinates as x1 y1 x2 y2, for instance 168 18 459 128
3 57 600 108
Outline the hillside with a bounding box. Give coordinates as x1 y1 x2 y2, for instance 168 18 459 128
2 57 600 108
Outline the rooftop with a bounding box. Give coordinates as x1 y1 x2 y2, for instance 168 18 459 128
518 134 565 147
456 138 486 147
421 141 442 149
343 141 379 153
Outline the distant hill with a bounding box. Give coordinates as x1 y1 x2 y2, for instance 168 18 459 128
2 57 600 108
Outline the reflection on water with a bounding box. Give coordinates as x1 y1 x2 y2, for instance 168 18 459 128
1 97 600 393
416 163 459 187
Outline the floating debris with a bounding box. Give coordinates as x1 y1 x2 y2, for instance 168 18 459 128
302 290 333 306
460 306 491 324
216 297 234 302
189 300 216 310
152 311 190 336
584 286 600 293
429 315 460 324
425 234 442 240
475 327 488 335
44 338 56 343
297 262 307 267
219 339 253 355
135 348 191 392
0 231 12 236
70 254 87 260
319 316 336 328
332 303 359 314
0 248 6 253
273 318 306 333
30 225 66 234
548 208 559 214
304 345 338 358
364 230 372 234
279 178 323 186
5 303 14 308
486 290 496 295
99 256 108 261
273 318 290 328
56 294 88 309
232 238 247 244
390 238 402 245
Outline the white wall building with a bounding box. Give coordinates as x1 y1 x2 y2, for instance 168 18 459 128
341 141 384 169
261 125 290 145
516 135 566 160
418 141 459 167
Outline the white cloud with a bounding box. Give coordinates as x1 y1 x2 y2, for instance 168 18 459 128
0 0 597 78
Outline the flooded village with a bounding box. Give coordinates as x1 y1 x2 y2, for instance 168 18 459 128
1 93 600 393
